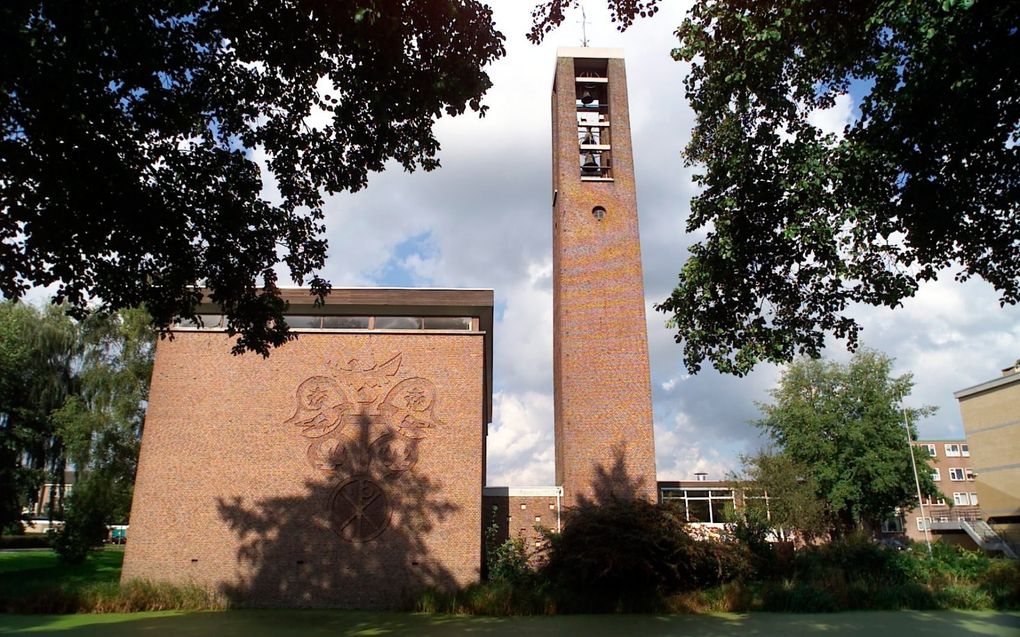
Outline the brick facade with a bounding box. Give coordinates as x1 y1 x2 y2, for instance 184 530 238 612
122 291 491 608
551 48 657 506
890 440 981 546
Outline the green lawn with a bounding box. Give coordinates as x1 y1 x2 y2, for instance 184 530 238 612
0 548 123 602
0 609 1017 636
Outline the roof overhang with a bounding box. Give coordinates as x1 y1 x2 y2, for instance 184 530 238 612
954 371 1020 400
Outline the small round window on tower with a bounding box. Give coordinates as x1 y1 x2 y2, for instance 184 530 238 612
592 206 606 221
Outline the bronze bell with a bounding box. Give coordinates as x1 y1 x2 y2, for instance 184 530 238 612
581 128 596 146
580 84 596 105
581 152 600 176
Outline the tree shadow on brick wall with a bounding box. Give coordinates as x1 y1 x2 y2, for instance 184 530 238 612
578 441 649 506
216 414 460 608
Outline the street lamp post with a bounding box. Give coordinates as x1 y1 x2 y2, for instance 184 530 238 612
902 399 933 557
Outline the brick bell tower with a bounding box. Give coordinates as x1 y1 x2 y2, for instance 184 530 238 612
551 48 657 506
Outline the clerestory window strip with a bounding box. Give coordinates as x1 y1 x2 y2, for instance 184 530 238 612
176 315 476 332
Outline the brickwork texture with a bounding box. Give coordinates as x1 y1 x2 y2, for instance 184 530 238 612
482 494 561 566
122 331 485 608
552 53 658 506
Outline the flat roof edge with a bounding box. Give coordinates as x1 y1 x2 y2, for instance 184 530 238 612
954 372 1020 400
483 486 563 497
557 46 624 59
198 287 494 308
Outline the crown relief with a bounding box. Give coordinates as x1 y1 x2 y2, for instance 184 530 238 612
282 350 445 543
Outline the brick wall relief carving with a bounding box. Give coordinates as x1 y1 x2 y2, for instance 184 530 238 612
284 353 444 542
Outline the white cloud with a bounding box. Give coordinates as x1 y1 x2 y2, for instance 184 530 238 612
808 93 854 139
487 390 555 486
494 260 553 395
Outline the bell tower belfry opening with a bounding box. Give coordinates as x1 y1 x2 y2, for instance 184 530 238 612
575 57 612 179
551 48 658 507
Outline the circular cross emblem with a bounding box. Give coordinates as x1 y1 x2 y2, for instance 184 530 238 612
330 477 390 542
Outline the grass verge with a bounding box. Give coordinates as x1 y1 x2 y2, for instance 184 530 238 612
0 548 224 614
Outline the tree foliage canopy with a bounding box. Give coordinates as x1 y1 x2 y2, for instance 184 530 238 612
755 350 937 533
656 0 1020 375
736 448 829 542
1 1 505 355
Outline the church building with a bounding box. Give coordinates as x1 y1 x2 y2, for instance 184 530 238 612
123 48 658 608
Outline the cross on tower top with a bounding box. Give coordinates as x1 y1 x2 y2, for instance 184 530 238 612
578 5 590 47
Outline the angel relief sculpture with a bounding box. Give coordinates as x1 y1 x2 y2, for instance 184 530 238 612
283 352 443 542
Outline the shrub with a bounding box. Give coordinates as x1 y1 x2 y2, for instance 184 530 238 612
483 506 535 587
794 532 902 584
415 581 553 616
768 580 841 613
541 499 751 612
51 478 112 564
979 559 1020 609
0 534 52 549
729 506 774 576
922 541 992 581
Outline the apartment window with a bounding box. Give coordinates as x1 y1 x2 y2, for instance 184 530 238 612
931 468 941 481
953 492 970 506
945 444 961 457
949 468 965 481
966 468 975 481
924 444 937 457
916 517 932 531
961 444 970 457
881 518 904 533
970 493 978 505
935 497 946 506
